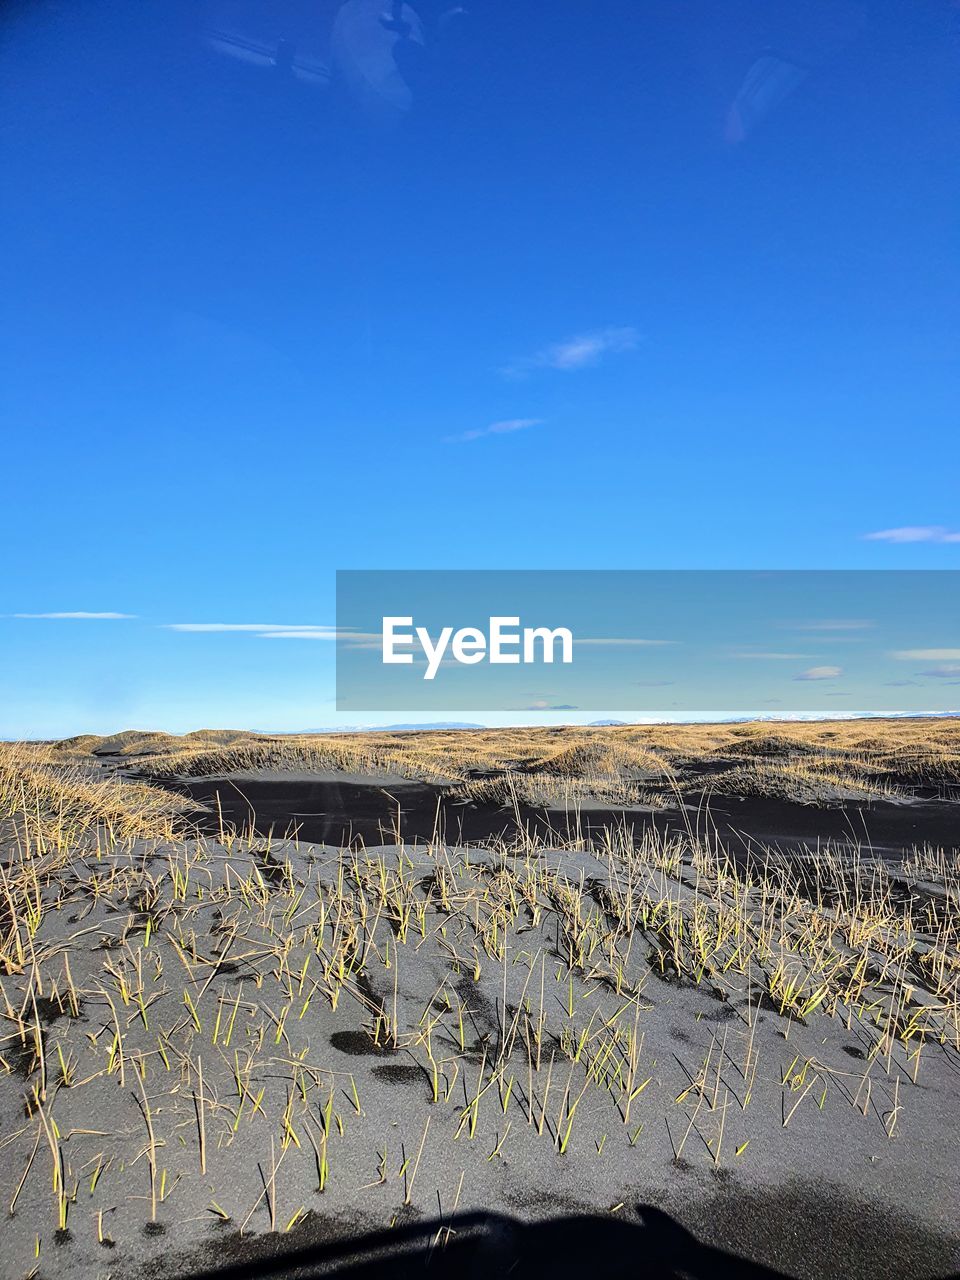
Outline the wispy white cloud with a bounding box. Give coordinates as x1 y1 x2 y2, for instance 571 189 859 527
336 637 388 650
165 623 334 633
262 630 382 643
14 612 137 620
891 648 960 661
917 664 960 679
794 665 843 681
259 630 342 641
864 526 960 544
166 623 384 645
790 620 873 632
575 637 675 646
444 418 542 445
167 624 674 650
504 326 640 376
730 651 813 660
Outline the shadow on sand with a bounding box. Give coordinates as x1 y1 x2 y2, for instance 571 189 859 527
179 1206 958 1280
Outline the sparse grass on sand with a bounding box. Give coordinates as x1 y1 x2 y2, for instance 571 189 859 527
105 717 960 812
0 743 190 850
709 760 907 807
0 723 957 1279
457 773 672 810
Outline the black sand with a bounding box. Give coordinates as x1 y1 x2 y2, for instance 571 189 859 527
2 759 958 1280
165 769 959 862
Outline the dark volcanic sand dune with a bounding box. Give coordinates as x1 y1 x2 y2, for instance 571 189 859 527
167 771 959 863
166 773 525 847
669 790 960 860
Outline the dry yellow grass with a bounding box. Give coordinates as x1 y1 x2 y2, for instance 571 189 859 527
0 743 194 977
458 772 671 809
94 718 960 805
536 739 673 779
0 743 191 850
712 760 905 806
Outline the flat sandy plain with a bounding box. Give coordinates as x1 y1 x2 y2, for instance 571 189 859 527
0 720 958 1280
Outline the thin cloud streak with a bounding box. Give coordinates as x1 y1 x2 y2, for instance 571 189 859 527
864 526 960 544
891 649 960 661
730 651 813 660
14 612 137 620
574 637 675 646
789 620 873 632
166 623 336 633
504 326 640 376
443 418 542 445
259 630 342 641
261 630 381 642
166 623 379 642
794 665 843 681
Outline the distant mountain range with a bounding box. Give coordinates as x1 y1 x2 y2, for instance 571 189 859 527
276 710 960 736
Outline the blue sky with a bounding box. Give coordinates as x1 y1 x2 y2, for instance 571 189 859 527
1 0 958 737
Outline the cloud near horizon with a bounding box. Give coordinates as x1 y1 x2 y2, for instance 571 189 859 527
14 611 137 619
891 649 960 661
443 417 542 445
504 326 640 375
864 526 960 544
165 623 378 642
574 637 675 646
166 623 336 634
260 630 344 640
794 665 843 681
730 651 813 660
790 620 873 632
